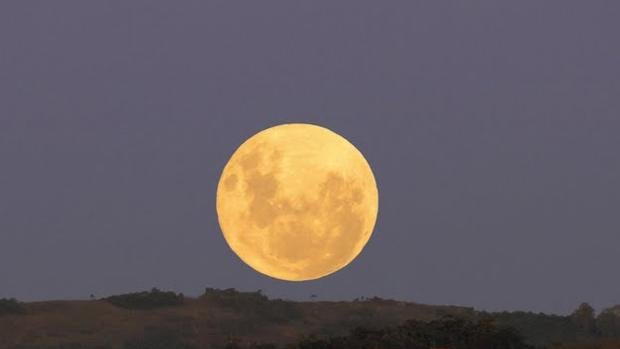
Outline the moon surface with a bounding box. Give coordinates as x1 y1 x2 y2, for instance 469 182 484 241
216 123 379 281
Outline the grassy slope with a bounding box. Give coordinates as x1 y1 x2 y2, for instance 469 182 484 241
3 295 619 349
0 298 475 349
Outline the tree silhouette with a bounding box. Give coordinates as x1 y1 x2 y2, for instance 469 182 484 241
571 303 596 335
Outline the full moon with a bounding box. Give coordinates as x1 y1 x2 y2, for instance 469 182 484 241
216 123 379 281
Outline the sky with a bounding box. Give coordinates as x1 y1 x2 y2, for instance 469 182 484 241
1 1 619 315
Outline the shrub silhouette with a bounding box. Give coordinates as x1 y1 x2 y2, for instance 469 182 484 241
104 288 184 310
0 298 24 315
596 310 620 337
203 288 301 323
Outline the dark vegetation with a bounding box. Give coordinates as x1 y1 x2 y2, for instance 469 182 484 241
287 317 535 349
2 289 620 349
0 298 23 316
202 288 302 323
484 303 620 347
103 288 185 310
123 326 194 349
127 317 536 349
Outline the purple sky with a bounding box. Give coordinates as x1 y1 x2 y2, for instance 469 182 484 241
1 1 619 314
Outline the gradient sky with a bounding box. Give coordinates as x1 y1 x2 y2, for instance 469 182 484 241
1 1 619 314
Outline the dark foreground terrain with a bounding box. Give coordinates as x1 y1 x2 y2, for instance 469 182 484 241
1 289 619 349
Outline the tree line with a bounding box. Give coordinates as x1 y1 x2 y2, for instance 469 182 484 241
103 288 185 310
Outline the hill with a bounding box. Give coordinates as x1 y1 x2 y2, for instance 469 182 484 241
0 289 619 349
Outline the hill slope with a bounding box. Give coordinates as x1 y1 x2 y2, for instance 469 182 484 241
0 289 618 349
0 291 471 349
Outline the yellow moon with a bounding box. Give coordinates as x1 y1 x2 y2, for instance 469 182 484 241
216 123 379 281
